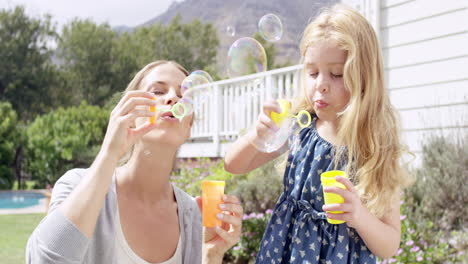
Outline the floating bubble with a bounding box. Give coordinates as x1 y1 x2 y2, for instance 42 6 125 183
191 70 214 83
226 25 236 37
181 74 210 94
258 13 283 42
227 37 267 79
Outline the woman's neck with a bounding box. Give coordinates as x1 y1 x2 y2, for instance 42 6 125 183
117 142 178 204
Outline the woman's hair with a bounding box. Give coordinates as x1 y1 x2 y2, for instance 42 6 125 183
293 4 413 217
119 60 189 165
125 60 189 92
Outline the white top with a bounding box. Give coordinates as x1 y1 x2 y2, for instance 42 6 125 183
114 207 183 264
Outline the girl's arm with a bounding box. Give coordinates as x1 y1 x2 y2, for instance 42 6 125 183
322 176 401 259
224 100 286 174
353 197 401 259
224 130 285 174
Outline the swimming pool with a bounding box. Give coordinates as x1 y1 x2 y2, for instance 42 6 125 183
0 191 46 209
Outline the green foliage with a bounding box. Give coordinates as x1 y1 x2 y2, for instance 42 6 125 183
410 136 468 231
58 19 118 106
0 102 19 189
403 135 468 233
225 211 272 264
130 15 220 72
171 158 244 197
378 135 468 264
24 102 109 187
231 160 283 214
378 203 467 264
0 6 63 120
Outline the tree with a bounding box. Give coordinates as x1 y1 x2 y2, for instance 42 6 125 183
131 15 220 72
0 6 61 120
0 102 19 189
57 19 117 106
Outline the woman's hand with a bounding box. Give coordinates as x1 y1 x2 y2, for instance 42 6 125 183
196 195 243 263
321 176 368 229
101 91 157 160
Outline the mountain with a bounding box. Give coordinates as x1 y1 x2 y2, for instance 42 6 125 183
140 0 339 72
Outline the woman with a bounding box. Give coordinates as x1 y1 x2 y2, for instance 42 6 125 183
26 61 243 264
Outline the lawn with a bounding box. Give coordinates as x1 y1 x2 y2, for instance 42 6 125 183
0 213 45 263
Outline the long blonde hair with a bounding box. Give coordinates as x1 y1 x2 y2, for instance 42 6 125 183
295 4 413 217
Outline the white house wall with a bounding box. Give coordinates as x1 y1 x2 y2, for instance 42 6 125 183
344 0 468 165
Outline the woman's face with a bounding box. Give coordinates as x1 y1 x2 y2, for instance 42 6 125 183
136 63 192 146
304 40 350 122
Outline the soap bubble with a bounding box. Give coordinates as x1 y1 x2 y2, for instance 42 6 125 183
258 13 283 42
226 25 236 37
191 70 214 83
181 74 210 94
250 117 294 153
227 37 267 79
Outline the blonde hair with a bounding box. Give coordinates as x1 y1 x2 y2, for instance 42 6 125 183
125 60 189 92
119 60 189 165
294 4 413 217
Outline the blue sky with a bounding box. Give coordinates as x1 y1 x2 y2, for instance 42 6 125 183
0 0 179 28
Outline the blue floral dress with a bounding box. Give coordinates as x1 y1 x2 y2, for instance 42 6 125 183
255 117 376 264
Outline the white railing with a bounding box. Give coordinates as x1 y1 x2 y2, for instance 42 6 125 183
186 64 304 155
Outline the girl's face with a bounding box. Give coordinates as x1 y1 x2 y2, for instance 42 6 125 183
136 63 192 146
304 41 350 122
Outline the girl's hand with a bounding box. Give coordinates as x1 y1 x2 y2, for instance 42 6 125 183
250 100 283 140
101 91 157 160
196 195 243 261
321 176 368 229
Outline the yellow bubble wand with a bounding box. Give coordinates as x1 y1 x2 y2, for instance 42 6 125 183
270 99 312 128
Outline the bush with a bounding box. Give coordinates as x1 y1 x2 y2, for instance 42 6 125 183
378 135 468 263
408 135 468 231
24 101 108 187
231 160 283 214
378 202 467 264
0 101 19 189
225 210 273 264
171 158 247 197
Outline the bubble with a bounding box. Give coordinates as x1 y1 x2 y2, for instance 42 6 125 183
250 118 294 153
171 101 190 119
191 70 214 83
227 37 267 79
258 13 283 42
180 83 212 121
226 25 236 37
181 74 210 94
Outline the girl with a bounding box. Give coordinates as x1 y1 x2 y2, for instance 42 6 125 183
225 4 411 264
27 60 243 264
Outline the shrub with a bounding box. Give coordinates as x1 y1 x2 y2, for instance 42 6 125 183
24 101 108 187
0 101 19 189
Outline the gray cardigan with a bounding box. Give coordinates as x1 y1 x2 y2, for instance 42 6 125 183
26 168 202 264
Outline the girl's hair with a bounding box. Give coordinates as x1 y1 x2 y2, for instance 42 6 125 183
119 60 189 165
294 4 413 217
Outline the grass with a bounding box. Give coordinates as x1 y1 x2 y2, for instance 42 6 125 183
0 213 45 263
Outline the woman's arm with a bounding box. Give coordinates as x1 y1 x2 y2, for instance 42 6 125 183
26 91 158 263
59 150 119 237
